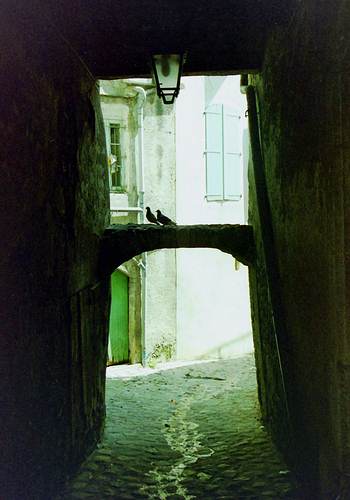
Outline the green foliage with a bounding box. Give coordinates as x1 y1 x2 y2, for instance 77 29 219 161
147 338 175 368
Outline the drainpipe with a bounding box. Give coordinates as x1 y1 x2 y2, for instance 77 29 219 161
134 87 147 366
134 87 146 213
133 86 156 208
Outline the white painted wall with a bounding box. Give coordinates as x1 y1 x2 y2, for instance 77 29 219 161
143 96 177 363
175 76 253 360
100 77 252 364
100 83 178 365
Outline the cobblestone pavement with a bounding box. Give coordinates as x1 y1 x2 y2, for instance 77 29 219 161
58 354 302 499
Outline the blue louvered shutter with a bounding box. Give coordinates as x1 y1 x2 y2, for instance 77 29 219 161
223 108 242 200
205 104 223 200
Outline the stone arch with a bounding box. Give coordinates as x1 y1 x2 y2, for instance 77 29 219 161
99 223 255 278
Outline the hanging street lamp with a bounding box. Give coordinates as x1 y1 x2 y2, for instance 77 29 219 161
151 54 185 105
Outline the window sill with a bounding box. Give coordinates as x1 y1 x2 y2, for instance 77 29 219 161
205 195 242 202
110 189 127 194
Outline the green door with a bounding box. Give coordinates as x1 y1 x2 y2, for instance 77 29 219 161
108 270 129 364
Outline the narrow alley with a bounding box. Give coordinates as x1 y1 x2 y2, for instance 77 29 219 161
58 355 301 499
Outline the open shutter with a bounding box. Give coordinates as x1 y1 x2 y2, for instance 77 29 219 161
204 104 223 200
223 108 242 200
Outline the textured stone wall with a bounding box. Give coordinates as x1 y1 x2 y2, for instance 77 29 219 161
0 8 110 498
249 1 350 497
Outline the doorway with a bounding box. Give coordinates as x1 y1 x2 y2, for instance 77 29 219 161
108 269 129 364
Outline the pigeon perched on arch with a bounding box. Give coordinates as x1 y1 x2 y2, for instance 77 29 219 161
145 206 160 225
156 209 176 226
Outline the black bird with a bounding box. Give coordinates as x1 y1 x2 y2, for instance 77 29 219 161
156 209 176 226
145 206 160 225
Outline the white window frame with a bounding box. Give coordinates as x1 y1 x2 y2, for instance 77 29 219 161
105 120 126 192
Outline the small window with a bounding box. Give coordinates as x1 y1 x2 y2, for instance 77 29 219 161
108 124 123 191
204 104 242 201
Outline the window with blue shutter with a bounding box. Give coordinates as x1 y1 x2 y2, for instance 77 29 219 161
223 109 242 200
204 104 242 201
205 104 223 199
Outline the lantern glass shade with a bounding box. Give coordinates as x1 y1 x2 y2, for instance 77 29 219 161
151 54 183 104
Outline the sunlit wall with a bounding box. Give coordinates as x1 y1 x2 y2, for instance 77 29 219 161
176 76 253 359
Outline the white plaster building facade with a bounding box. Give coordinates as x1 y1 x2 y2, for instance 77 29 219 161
99 80 177 365
99 75 252 366
142 95 177 365
176 76 253 359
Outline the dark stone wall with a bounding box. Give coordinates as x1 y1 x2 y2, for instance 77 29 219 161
0 8 110 499
248 154 291 458
249 1 350 497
